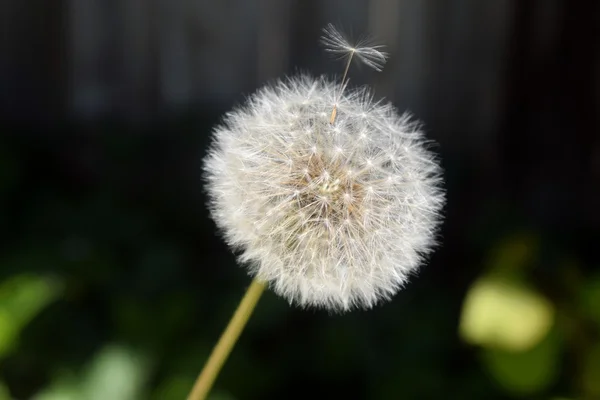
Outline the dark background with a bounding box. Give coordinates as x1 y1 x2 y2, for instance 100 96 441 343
1 1 599 399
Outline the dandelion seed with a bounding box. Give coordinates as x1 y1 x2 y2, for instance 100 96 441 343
320 23 389 72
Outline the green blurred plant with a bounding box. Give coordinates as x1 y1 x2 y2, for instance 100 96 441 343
0 274 62 358
459 232 600 398
34 345 150 400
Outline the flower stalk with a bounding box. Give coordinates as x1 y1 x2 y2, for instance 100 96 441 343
187 279 266 400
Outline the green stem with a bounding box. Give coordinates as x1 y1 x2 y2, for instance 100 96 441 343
187 278 266 400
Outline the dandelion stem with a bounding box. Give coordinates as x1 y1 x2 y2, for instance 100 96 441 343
329 50 355 124
187 278 266 400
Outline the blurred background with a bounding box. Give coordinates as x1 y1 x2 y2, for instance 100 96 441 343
1 0 599 399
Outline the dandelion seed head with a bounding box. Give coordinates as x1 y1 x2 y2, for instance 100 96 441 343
203 75 445 312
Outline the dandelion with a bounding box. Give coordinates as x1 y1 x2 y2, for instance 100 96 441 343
205 33 443 311
188 25 445 400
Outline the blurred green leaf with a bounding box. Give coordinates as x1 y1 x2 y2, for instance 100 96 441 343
0 311 18 357
34 345 150 400
0 381 11 400
0 274 62 358
482 328 561 395
80 345 149 400
459 275 554 352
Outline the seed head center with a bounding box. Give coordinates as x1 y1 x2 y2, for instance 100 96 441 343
320 178 341 195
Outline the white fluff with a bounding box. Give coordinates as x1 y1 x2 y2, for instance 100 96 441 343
203 74 445 312
320 23 389 71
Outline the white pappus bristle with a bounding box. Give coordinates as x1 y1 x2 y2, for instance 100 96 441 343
320 23 389 72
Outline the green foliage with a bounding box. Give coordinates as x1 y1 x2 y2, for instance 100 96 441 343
0 382 10 400
34 345 150 400
481 328 561 395
0 274 62 358
459 275 554 352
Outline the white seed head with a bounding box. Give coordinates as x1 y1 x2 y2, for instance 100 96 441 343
203 75 445 312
